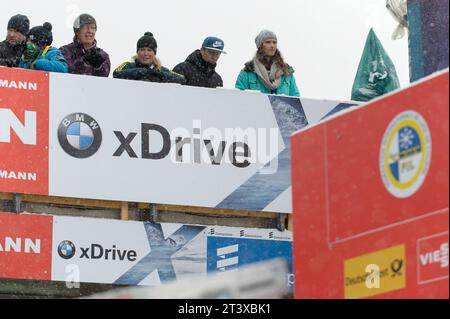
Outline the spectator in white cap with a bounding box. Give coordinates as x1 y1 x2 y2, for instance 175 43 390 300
173 36 226 88
236 30 300 97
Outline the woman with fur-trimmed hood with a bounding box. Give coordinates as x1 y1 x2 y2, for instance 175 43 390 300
235 30 300 97
113 32 185 84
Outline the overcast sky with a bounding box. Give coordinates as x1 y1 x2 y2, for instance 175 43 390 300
1 0 410 101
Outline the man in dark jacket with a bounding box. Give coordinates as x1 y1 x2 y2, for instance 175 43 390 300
0 14 29 67
113 32 185 84
173 36 226 88
59 14 110 77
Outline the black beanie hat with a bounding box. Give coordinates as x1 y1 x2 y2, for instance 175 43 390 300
7 14 30 35
28 22 53 47
73 13 97 34
137 32 157 53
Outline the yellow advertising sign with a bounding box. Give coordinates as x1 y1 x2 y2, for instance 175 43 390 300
344 245 406 299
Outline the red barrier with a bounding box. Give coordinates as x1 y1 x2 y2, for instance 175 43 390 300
0 68 49 195
292 71 449 299
0 213 53 280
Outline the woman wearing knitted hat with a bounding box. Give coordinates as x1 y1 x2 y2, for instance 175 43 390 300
113 32 185 84
235 30 300 97
19 22 68 73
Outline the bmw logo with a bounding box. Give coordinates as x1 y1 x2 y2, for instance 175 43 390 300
58 113 102 158
58 240 76 259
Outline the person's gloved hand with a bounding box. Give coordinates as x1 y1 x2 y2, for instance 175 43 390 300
138 68 163 82
22 42 39 63
83 48 105 68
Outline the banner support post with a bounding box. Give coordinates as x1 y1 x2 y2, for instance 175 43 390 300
121 202 129 221
13 193 22 214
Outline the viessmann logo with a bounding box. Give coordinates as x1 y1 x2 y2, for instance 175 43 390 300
58 113 102 158
0 108 36 145
420 242 449 268
0 213 53 281
418 232 449 284
57 240 138 262
0 79 38 91
0 236 41 254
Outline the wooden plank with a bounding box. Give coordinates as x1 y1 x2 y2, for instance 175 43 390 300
138 202 278 218
121 202 129 221
0 193 13 200
1 192 281 220
156 204 278 219
137 203 150 209
288 214 294 231
1 193 121 209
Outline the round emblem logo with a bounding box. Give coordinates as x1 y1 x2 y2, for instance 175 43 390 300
58 113 102 158
58 240 76 259
380 111 432 198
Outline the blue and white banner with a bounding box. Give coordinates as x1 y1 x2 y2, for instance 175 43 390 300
206 226 293 292
48 73 356 213
51 215 292 288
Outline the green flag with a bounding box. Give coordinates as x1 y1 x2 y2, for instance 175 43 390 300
351 28 400 102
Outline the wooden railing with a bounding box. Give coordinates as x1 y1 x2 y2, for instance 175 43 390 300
0 192 292 230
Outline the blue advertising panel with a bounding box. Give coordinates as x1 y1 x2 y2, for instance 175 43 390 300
206 230 293 291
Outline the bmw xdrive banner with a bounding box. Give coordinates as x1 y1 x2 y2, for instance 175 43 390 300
1 67 356 213
0 212 292 286
51 215 292 287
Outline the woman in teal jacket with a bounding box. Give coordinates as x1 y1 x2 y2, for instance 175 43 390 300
235 30 299 97
19 22 68 73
